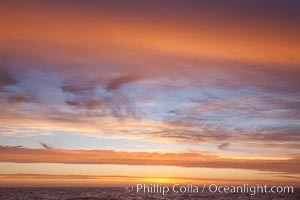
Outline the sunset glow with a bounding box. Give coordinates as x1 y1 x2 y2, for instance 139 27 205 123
0 0 299 188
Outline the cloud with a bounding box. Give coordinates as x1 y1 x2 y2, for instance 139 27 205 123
106 75 140 91
65 100 104 109
0 1 299 161
39 142 53 150
0 1 299 188
218 143 230 151
161 94 300 152
7 94 36 104
0 69 16 87
0 145 300 174
1 0 300 68
0 76 299 152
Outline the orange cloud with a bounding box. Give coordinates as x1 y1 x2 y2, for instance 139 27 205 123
0 145 300 174
0 1 300 75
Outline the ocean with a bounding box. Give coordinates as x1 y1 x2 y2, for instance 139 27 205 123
0 187 299 200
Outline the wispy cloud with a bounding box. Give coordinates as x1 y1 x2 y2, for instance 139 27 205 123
106 75 140 91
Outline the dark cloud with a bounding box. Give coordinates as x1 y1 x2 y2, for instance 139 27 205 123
106 75 139 91
0 69 16 87
8 94 36 103
61 84 91 95
218 143 230 150
61 79 103 95
39 142 53 150
65 100 104 109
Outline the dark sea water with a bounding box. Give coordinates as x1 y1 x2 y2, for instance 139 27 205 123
0 187 299 200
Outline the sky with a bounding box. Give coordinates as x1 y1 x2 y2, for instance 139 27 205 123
0 0 300 187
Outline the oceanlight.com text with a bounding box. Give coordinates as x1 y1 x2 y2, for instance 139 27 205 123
125 183 294 196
